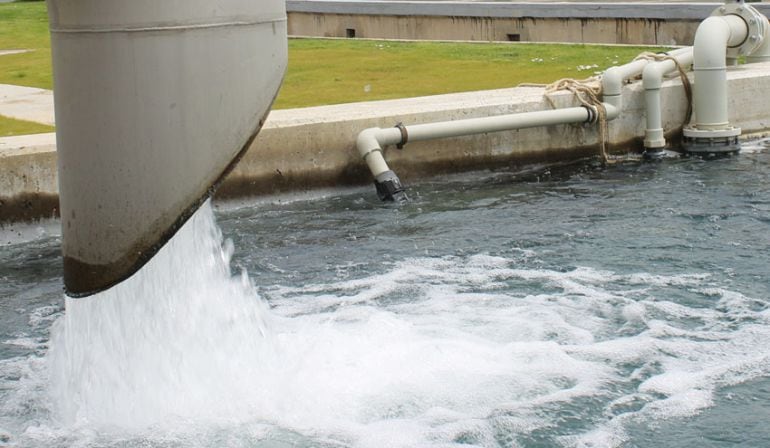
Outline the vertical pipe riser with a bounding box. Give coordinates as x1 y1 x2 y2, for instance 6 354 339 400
682 6 764 155
692 70 729 129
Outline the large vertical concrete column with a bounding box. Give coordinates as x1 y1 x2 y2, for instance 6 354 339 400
47 0 288 296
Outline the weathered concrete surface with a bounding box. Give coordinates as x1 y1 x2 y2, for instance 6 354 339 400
3 62 770 222
289 13 697 46
286 2 770 45
0 133 58 221
287 2 752 20
0 84 56 126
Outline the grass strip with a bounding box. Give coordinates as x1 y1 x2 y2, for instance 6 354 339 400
0 114 55 137
0 2 51 89
275 38 666 108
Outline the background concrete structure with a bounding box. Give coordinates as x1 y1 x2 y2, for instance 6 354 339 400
286 1 770 45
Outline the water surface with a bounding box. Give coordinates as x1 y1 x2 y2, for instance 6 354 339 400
1 142 770 447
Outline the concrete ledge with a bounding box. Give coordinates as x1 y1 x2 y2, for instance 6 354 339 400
221 62 770 199
286 2 770 20
3 62 770 222
0 84 56 126
0 133 59 221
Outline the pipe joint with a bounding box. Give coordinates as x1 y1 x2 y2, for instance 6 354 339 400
644 128 666 149
356 128 383 159
582 105 598 124
709 3 766 57
394 122 409 149
601 67 624 98
642 63 667 90
601 58 653 109
374 170 408 202
747 14 770 63
603 103 620 121
682 127 742 155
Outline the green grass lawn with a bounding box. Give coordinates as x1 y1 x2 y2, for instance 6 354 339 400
0 1 667 135
275 39 663 109
0 1 52 90
0 114 54 137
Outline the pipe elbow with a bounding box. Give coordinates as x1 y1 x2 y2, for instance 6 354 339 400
602 67 624 97
603 103 620 121
356 128 382 158
693 16 747 69
642 63 666 90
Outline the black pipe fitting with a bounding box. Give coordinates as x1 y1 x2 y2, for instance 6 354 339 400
682 135 741 155
374 170 408 202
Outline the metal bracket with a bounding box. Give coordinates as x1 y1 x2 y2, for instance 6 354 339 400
394 122 409 149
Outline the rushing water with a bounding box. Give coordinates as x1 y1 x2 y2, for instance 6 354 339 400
2 141 770 447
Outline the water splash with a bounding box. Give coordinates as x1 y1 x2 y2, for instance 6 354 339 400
47 201 272 428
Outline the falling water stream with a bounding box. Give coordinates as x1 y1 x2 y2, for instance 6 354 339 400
2 141 770 447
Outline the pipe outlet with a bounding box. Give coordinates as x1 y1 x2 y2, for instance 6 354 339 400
356 127 407 202
49 0 288 296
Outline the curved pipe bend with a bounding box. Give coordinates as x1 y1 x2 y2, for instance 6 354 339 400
602 59 650 109
690 15 748 130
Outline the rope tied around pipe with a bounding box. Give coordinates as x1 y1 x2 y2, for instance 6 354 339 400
634 51 694 126
543 77 611 163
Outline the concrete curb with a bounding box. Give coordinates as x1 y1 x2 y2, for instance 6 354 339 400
2 62 770 222
0 84 56 126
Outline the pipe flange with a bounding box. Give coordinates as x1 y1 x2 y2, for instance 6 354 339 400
712 3 768 57
682 125 741 154
683 126 741 139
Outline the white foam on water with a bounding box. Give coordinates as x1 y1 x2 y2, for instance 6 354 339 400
46 201 272 429
1 203 769 447
0 218 60 246
739 138 770 154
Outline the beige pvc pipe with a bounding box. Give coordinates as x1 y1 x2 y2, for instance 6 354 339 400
642 47 694 150
602 59 651 110
690 15 748 130
48 0 288 296
357 104 619 200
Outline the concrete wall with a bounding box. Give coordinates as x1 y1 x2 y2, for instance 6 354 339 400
0 134 59 221
288 13 698 46
2 62 770 222
286 1 770 45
